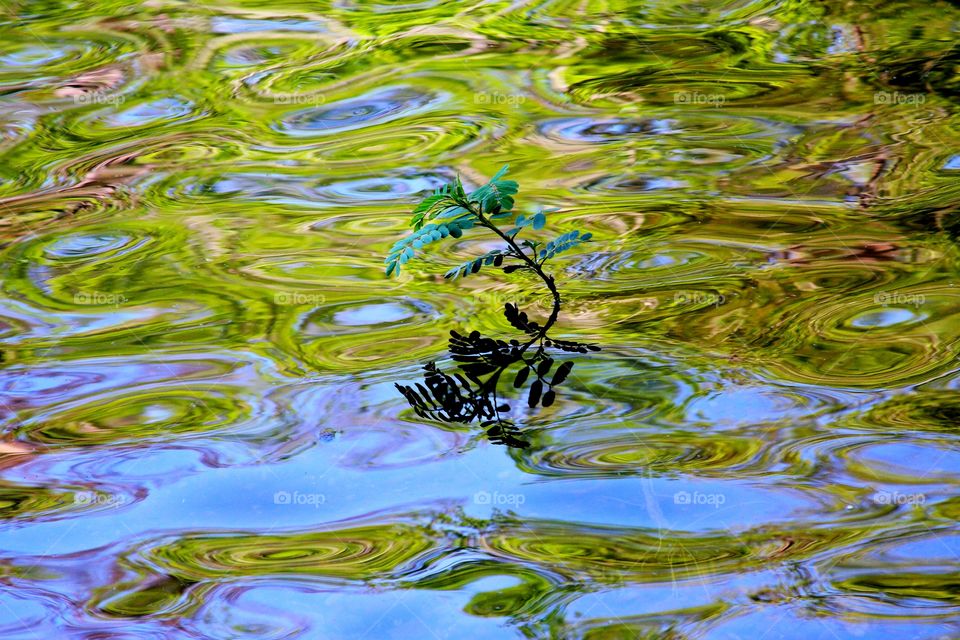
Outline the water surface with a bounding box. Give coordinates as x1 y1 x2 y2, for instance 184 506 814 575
2 0 960 638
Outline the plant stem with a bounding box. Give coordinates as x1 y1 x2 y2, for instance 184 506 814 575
452 201 565 423
471 209 562 341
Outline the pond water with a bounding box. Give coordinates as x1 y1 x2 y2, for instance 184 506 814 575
2 1 960 638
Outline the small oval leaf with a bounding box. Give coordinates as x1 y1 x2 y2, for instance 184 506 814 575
528 380 543 408
513 366 530 388
551 361 574 385
536 358 553 378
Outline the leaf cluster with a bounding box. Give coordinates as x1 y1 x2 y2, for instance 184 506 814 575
386 166 601 448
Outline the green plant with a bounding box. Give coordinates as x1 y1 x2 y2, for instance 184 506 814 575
385 166 599 447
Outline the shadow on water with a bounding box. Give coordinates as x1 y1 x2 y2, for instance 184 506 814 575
396 302 600 448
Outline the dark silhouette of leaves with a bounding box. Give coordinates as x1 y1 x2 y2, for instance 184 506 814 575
536 358 553 378
551 361 574 385
528 379 543 407
503 303 542 336
396 325 598 448
546 337 601 353
482 419 529 448
542 390 556 407
513 366 530 388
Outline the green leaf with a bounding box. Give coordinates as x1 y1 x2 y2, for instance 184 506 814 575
385 222 462 277
489 165 510 182
444 249 510 280
538 229 594 262
433 205 469 221
386 167 596 287
411 193 447 230
469 165 519 215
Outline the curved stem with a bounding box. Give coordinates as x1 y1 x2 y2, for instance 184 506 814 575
453 202 564 421
472 210 562 342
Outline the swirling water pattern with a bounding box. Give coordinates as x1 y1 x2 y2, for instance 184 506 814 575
1 1 960 638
